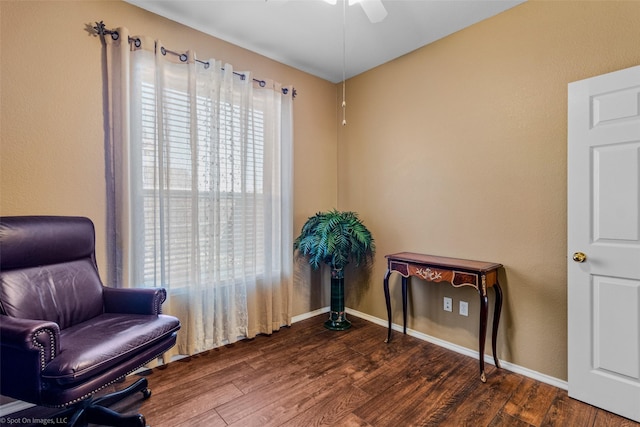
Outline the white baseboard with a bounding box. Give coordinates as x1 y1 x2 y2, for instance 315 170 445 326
291 306 330 323
344 307 568 390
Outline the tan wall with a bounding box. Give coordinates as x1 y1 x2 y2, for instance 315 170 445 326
339 0 640 381
0 0 337 316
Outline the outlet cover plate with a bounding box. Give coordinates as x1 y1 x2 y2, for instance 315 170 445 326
444 297 453 312
459 301 469 316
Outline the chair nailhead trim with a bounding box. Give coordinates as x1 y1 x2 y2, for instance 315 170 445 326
32 328 57 370
153 290 165 315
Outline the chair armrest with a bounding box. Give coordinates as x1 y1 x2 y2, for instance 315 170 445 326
103 287 167 315
0 315 60 369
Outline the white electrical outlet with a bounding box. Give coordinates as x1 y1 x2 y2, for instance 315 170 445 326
459 301 469 316
443 297 453 312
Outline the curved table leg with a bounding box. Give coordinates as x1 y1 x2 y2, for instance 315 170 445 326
384 269 392 343
479 289 489 383
402 276 408 334
492 282 503 368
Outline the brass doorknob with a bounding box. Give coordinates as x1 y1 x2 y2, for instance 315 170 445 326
572 252 587 263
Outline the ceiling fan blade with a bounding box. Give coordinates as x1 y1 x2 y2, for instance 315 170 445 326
356 0 387 23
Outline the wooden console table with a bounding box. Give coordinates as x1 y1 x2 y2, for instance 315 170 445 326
383 252 503 382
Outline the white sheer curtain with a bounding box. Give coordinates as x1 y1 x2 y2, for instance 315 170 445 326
102 28 293 357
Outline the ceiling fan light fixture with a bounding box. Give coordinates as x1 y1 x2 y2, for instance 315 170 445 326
324 0 388 24
358 0 387 23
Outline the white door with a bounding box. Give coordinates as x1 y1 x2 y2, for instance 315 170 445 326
568 65 640 422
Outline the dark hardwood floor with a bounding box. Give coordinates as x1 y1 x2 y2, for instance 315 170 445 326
4 314 639 426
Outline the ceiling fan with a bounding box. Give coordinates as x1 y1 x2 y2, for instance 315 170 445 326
322 0 388 23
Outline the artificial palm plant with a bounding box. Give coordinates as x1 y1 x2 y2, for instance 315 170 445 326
294 209 375 330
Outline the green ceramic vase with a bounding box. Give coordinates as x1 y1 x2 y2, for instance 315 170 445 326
324 268 351 330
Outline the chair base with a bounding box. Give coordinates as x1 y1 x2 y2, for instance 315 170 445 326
56 377 151 427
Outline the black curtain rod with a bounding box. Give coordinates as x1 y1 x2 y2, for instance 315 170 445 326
93 21 296 98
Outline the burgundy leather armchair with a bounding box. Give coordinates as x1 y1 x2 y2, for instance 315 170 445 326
0 216 181 426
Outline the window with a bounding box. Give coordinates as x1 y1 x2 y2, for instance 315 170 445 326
137 79 266 290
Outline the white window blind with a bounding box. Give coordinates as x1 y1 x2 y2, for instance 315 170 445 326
139 80 266 290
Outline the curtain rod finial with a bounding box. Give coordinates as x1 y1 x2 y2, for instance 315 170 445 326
93 21 106 35
92 21 119 40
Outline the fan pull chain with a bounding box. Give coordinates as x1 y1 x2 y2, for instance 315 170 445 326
341 0 347 126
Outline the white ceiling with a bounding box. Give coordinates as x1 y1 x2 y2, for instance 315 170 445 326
124 0 525 83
